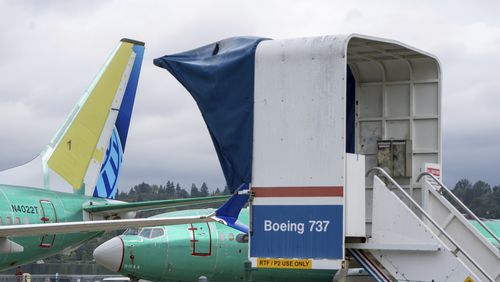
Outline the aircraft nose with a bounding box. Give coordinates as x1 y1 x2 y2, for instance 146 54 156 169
93 237 124 272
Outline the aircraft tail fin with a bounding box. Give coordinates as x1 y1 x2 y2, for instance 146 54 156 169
213 184 250 233
90 39 144 199
0 39 145 198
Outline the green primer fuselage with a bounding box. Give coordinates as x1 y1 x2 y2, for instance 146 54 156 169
470 220 500 247
117 209 337 282
0 184 107 270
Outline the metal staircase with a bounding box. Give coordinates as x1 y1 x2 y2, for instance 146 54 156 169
347 167 500 282
418 172 500 281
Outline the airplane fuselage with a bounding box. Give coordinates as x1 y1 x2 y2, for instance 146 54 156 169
0 184 108 269
99 209 337 282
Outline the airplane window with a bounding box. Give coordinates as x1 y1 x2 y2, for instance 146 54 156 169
123 228 140 235
6 217 11 225
139 228 152 238
150 228 164 238
14 217 20 224
23 217 29 224
123 227 164 238
0 217 2 225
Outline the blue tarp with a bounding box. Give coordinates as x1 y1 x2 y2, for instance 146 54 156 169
154 37 268 194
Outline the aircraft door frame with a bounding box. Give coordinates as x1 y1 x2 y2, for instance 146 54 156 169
188 223 212 256
39 200 58 248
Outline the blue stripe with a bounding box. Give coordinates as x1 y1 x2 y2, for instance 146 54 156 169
348 249 384 282
110 155 119 176
93 128 123 199
115 44 144 150
102 172 112 195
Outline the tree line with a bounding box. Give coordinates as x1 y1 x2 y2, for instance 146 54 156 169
116 181 230 202
450 179 500 219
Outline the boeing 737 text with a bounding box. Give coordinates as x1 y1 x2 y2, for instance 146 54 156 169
263 220 330 234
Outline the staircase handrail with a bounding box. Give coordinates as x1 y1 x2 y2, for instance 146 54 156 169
366 167 495 282
417 171 500 245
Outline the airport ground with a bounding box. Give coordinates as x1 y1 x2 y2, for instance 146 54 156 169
0 262 127 282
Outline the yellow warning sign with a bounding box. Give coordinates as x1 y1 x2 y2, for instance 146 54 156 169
464 276 474 282
256 258 313 269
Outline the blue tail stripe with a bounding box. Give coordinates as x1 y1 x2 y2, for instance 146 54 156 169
93 43 144 199
102 172 112 195
115 44 144 150
215 183 250 233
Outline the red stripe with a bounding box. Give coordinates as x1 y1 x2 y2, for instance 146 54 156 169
253 186 343 197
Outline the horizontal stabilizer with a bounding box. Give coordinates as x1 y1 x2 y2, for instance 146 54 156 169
84 195 229 217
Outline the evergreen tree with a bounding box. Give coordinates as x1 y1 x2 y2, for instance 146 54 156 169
471 181 491 197
165 181 175 199
222 185 230 195
200 182 209 197
135 182 152 194
453 179 472 199
158 184 165 195
191 183 200 198
129 187 136 195
175 183 182 198
180 188 189 198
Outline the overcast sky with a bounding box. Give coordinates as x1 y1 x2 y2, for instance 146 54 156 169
0 0 499 192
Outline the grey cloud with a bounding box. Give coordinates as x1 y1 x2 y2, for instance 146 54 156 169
443 131 500 187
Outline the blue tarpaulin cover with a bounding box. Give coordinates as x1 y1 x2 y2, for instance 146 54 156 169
154 37 267 194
